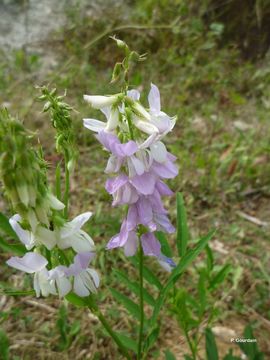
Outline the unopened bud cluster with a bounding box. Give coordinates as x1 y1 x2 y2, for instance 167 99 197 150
1 108 99 298
0 109 56 227
38 86 77 171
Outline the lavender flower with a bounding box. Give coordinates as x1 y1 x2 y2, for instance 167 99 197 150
84 84 178 270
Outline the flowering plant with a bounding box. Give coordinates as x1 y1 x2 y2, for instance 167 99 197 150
0 39 216 359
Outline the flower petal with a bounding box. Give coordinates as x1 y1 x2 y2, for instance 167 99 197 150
124 232 139 256
150 141 167 163
141 233 161 257
83 118 106 132
7 252 48 273
148 83 161 114
127 89 140 101
35 226 57 250
83 95 117 109
130 172 156 195
61 212 93 239
9 214 34 249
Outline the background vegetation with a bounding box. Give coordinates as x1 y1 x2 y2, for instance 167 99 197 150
0 0 270 358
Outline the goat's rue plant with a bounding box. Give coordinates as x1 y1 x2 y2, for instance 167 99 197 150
0 39 215 359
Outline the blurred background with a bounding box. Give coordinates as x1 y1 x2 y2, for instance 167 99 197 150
0 0 270 359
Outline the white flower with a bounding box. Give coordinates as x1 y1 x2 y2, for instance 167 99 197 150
66 252 100 297
148 83 176 135
48 266 72 298
9 214 35 250
84 106 119 133
83 94 118 109
34 268 57 297
58 212 95 253
6 252 57 297
9 214 57 250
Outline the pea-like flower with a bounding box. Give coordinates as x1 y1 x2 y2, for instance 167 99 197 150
84 83 178 270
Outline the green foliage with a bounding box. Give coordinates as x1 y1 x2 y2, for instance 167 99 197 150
238 325 264 360
0 328 9 360
113 269 155 307
176 193 189 256
164 349 177 360
151 229 215 326
56 305 81 351
110 288 141 321
205 325 265 360
205 328 219 360
0 212 18 239
0 212 25 255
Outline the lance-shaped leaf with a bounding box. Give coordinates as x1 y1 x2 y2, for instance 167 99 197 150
115 333 137 353
176 193 189 257
143 326 160 353
65 293 88 307
209 264 231 290
110 288 141 321
156 231 172 257
113 269 155 307
205 328 219 360
238 325 264 359
151 229 215 325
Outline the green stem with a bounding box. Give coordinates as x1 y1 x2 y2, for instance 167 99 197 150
55 162 62 200
87 301 131 360
126 111 134 141
137 242 144 359
63 154 70 218
185 329 196 360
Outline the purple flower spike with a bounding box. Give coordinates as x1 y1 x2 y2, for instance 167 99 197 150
83 83 178 259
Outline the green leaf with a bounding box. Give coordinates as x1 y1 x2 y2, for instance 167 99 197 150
151 230 215 325
1 289 35 296
209 264 231 290
114 269 155 307
143 326 160 352
205 328 219 360
129 256 162 290
223 349 241 360
116 333 137 352
65 293 87 307
110 288 140 320
156 231 172 257
238 325 264 360
176 193 189 256
165 349 177 360
198 269 207 315
205 245 214 273
0 212 18 239
0 328 9 360
0 236 26 255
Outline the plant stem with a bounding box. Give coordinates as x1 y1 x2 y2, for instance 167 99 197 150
63 154 70 218
137 242 144 359
87 301 131 360
185 329 196 360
